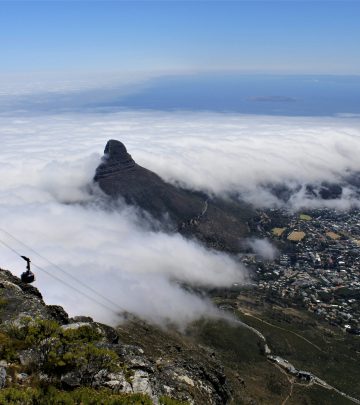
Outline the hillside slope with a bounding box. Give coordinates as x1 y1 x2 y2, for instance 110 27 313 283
0 268 230 405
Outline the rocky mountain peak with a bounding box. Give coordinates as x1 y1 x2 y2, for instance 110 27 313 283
104 140 133 163
94 139 136 180
93 139 252 251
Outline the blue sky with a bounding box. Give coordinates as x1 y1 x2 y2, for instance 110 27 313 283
0 0 359 75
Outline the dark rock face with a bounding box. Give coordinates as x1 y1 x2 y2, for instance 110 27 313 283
94 140 135 180
266 179 357 203
94 140 252 252
305 182 343 200
116 318 231 405
46 305 70 324
318 183 343 200
94 140 205 224
0 367 6 389
347 171 360 189
0 268 52 323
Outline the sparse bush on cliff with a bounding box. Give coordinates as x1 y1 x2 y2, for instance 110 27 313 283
1 318 119 380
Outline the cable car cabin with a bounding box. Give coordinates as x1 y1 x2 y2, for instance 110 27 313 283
21 271 35 284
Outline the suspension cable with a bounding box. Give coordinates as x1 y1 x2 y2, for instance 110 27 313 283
0 235 124 316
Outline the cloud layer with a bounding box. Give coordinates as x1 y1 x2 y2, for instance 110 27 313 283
0 110 359 324
245 238 279 261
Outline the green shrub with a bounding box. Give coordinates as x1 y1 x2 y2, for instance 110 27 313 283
45 341 119 379
1 319 119 379
0 330 27 362
24 319 60 346
0 387 153 404
159 397 190 405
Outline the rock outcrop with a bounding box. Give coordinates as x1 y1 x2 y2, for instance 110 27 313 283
94 139 136 179
264 172 360 204
0 268 68 324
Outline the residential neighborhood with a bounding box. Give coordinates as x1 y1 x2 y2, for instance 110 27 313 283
244 208 360 334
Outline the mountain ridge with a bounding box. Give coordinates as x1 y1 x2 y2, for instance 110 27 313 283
94 140 253 253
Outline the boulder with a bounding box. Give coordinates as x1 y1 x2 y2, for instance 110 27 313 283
0 367 6 389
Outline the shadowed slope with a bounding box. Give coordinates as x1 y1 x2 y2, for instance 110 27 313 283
94 139 205 224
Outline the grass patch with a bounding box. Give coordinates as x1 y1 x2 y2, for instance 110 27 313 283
187 318 291 405
272 227 286 237
326 231 341 240
0 387 153 405
159 397 190 405
291 384 354 405
287 231 305 241
188 318 264 365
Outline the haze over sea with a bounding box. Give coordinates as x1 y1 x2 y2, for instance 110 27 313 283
101 74 360 117
2 73 360 117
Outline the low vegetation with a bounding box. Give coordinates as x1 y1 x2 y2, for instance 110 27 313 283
0 387 190 405
0 318 189 405
0 387 153 405
1 318 119 379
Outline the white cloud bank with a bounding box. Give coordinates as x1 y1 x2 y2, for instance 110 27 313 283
0 110 359 324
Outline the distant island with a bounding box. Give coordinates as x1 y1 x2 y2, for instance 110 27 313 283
246 95 297 102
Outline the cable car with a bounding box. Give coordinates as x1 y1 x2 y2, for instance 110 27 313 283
20 255 35 284
21 270 35 283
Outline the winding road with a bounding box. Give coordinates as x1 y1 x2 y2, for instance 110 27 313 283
234 312 360 404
